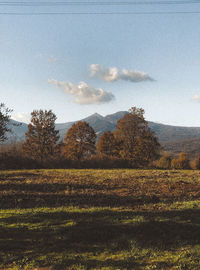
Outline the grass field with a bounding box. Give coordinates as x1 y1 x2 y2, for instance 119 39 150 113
1 169 200 269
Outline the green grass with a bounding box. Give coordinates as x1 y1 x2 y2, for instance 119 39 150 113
1 169 200 269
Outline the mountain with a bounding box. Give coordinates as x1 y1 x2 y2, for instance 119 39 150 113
162 138 200 157
6 112 125 143
53 112 121 140
6 119 29 142
104 111 128 124
148 122 200 143
5 111 200 156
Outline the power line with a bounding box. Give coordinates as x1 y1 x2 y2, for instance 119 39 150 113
1 1 200 15
1 11 200 15
1 0 200 6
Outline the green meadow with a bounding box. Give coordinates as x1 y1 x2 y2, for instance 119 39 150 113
1 169 200 269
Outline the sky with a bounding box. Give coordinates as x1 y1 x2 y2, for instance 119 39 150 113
1 1 200 126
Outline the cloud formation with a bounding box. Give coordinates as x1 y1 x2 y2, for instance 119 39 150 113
192 95 200 102
90 64 119 82
48 79 114 105
89 64 154 83
120 69 154 82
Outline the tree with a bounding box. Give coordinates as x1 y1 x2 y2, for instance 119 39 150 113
0 103 12 143
22 110 60 162
64 121 96 161
97 131 119 157
156 153 171 169
178 152 189 169
190 156 200 170
171 152 189 169
114 107 160 166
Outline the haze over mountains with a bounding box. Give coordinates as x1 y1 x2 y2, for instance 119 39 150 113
7 111 200 156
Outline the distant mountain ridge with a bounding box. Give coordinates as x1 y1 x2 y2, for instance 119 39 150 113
6 111 200 156
54 111 127 140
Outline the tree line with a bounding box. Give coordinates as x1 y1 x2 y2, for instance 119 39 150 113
0 103 199 169
22 107 160 168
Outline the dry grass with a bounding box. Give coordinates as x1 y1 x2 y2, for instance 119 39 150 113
1 169 200 269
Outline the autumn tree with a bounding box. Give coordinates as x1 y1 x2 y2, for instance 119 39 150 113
114 107 160 166
22 110 60 162
156 153 171 169
64 121 96 161
171 152 189 169
190 156 200 170
0 103 12 143
97 131 119 157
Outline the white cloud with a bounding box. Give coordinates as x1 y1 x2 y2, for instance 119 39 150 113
89 64 154 82
120 69 154 82
12 112 30 123
48 79 115 105
90 64 118 82
192 95 200 102
48 56 57 63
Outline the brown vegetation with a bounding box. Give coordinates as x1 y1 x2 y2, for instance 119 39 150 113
114 107 160 167
1 105 200 170
22 110 60 163
2 170 200 269
171 152 190 170
1 169 200 209
97 130 119 157
63 121 96 161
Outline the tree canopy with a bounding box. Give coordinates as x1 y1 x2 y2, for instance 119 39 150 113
97 131 119 157
64 121 96 161
0 103 12 143
22 110 60 162
114 107 160 166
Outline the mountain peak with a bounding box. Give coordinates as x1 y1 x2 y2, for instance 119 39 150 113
83 113 104 122
91 113 103 118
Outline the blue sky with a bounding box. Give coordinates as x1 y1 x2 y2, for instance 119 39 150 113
1 1 200 126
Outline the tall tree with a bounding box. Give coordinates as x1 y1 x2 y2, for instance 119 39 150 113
22 110 59 162
114 107 160 166
64 121 96 161
97 131 119 157
0 103 12 143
